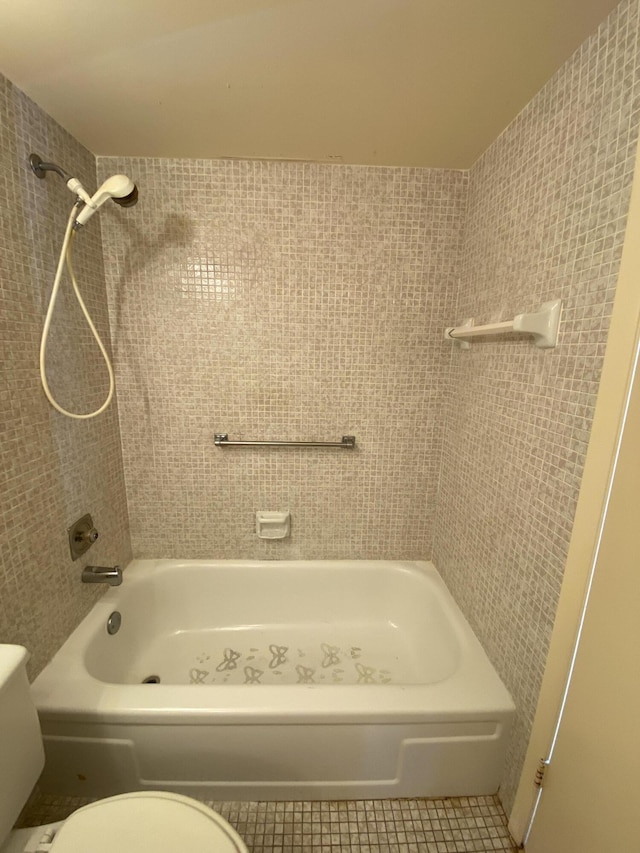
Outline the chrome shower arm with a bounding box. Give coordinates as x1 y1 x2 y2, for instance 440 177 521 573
29 153 70 182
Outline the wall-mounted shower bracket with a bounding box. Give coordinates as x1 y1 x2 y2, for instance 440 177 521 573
445 299 562 349
68 513 99 561
29 153 69 181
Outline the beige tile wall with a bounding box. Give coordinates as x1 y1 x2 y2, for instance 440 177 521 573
433 0 640 811
0 74 132 678
97 159 467 559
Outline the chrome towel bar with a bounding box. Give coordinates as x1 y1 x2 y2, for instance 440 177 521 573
215 434 356 448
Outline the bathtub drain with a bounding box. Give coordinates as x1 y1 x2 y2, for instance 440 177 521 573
142 675 161 684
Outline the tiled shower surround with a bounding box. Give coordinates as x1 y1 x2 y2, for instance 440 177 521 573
96 159 466 559
0 74 132 678
434 0 640 810
1 0 639 826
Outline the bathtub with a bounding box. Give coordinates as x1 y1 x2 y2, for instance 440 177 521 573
32 559 514 800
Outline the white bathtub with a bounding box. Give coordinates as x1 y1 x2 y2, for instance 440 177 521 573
32 559 514 800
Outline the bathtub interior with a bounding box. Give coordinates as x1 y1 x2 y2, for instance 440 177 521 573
83 561 462 687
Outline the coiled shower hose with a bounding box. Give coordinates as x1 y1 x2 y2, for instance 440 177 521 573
40 205 114 419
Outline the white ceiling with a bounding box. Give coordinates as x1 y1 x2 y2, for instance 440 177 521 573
0 0 622 168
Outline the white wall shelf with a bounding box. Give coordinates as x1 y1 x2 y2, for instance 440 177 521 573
445 299 562 350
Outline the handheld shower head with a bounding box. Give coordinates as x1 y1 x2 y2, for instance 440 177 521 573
31 155 138 419
113 184 139 208
30 154 138 227
74 174 139 228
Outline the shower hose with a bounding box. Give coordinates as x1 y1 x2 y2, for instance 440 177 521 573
40 204 114 419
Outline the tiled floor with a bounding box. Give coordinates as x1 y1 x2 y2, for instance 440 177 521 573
22 793 518 852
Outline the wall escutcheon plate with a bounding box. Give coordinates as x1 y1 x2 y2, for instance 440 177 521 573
68 513 99 561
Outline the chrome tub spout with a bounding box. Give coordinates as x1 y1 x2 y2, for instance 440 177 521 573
81 565 122 586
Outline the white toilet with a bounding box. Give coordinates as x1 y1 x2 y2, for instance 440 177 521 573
0 645 248 853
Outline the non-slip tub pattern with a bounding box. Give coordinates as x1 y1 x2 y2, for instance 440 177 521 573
186 639 396 686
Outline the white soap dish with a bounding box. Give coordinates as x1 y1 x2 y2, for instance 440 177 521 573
256 511 291 539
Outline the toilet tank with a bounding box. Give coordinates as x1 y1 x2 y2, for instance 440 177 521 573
0 646 45 844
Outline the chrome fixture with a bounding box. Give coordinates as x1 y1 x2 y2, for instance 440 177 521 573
106 611 122 635
81 565 122 586
29 154 70 181
68 513 99 561
215 434 356 448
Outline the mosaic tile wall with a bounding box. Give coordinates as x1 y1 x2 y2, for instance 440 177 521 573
0 73 132 677
97 158 467 559
433 0 640 812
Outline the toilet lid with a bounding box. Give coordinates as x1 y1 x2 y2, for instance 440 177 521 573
49 792 246 853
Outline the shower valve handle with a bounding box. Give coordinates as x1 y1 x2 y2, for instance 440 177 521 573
78 527 99 544
74 526 99 545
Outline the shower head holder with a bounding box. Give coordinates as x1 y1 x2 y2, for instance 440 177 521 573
29 153 70 182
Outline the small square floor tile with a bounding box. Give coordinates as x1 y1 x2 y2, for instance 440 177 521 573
20 793 518 852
